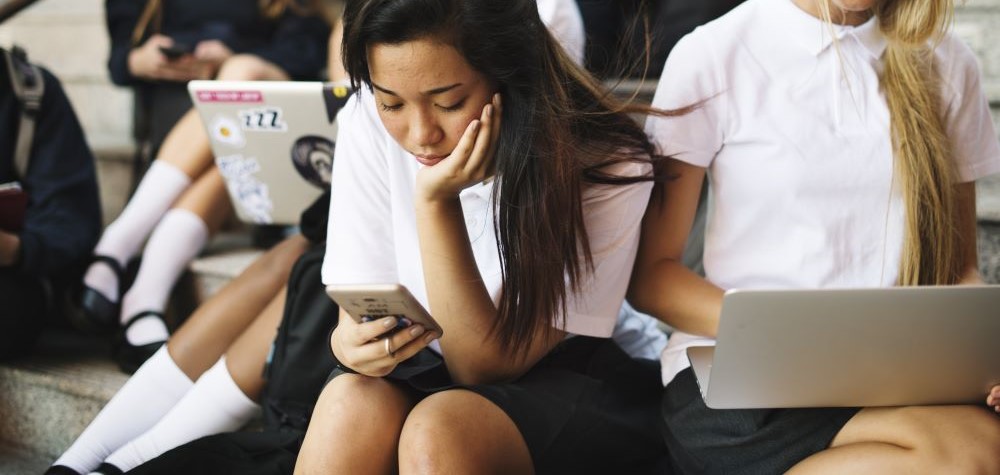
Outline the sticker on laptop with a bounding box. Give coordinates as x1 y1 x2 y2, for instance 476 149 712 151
216 154 274 224
290 135 334 188
210 115 246 148
239 107 288 132
196 90 263 103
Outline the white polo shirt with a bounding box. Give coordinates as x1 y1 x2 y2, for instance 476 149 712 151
537 0 586 66
646 0 1000 385
323 89 655 355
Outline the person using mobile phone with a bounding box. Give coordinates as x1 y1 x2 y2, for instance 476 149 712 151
76 0 332 372
294 1 672 473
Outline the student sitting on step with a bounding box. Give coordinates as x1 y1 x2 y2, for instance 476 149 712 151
77 0 332 373
0 47 101 361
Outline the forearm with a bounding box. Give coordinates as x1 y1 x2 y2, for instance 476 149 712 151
629 259 724 338
415 198 535 384
0 230 21 267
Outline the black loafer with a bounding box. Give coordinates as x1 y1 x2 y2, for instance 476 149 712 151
113 310 167 374
43 466 81 475
72 255 126 335
93 462 124 475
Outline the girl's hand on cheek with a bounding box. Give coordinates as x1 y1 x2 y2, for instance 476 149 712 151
416 93 502 202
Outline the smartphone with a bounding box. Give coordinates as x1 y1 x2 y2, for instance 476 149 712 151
326 283 443 337
159 43 193 60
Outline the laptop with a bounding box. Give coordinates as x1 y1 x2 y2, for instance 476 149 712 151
188 80 351 225
687 286 1000 409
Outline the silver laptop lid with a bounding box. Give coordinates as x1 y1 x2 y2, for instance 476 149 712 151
189 80 346 225
704 286 1000 409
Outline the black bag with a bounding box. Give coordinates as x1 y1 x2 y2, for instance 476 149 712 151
259 242 339 432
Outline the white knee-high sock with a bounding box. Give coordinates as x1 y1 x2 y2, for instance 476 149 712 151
102 357 260 472
121 208 209 345
51 347 193 474
84 161 192 302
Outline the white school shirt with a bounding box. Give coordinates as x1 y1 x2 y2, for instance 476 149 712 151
645 0 1000 385
322 88 657 356
537 0 586 66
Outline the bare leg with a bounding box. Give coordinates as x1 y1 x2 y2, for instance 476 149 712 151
296 375 415 474
157 54 291 178
171 167 232 236
789 405 1000 474
167 234 308 379
224 286 288 401
399 389 533 475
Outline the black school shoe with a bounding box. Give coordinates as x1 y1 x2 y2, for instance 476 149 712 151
73 256 139 335
113 310 167 374
43 465 81 475
93 463 124 475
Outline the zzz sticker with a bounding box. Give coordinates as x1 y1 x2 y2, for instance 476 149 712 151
239 107 287 132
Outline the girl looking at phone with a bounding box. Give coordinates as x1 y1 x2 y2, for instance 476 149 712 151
633 0 1000 473
297 0 669 472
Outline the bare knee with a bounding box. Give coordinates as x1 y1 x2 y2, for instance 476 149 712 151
399 390 532 475
215 54 288 81
298 375 411 474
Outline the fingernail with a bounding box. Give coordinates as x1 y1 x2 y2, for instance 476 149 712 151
424 332 438 343
485 104 492 118
383 317 396 327
409 325 425 337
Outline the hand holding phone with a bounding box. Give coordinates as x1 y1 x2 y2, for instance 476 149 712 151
159 43 194 60
326 283 443 337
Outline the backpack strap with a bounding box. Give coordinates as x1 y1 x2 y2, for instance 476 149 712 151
3 45 45 180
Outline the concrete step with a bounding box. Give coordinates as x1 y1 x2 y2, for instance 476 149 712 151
0 331 126 463
0 442 50 475
0 233 262 466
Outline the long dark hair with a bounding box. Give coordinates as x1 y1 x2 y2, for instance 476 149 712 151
343 0 664 355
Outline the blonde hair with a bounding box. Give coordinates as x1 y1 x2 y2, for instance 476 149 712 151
131 0 316 46
821 0 961 286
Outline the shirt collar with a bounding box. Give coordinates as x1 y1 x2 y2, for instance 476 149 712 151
770 0 888 59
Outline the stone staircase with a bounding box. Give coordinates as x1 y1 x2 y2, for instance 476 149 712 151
1 0 1000 473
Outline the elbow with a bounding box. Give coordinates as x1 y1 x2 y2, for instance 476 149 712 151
627 269 657 317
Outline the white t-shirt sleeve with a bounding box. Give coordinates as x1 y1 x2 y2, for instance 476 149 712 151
322 91 398 285
645 30 727 168
938 35 1000 182
536 0 586 66
560 161 653 337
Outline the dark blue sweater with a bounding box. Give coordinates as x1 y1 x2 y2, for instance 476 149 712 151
105 0 331 86
0 65 101 278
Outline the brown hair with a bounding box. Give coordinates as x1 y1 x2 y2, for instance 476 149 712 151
343 0 671 355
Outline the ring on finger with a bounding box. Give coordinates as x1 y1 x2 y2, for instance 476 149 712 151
385 337 395 358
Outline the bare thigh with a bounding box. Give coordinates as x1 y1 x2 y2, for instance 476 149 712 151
790 405 1000 474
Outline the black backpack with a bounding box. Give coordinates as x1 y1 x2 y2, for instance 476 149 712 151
259 243 339 432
